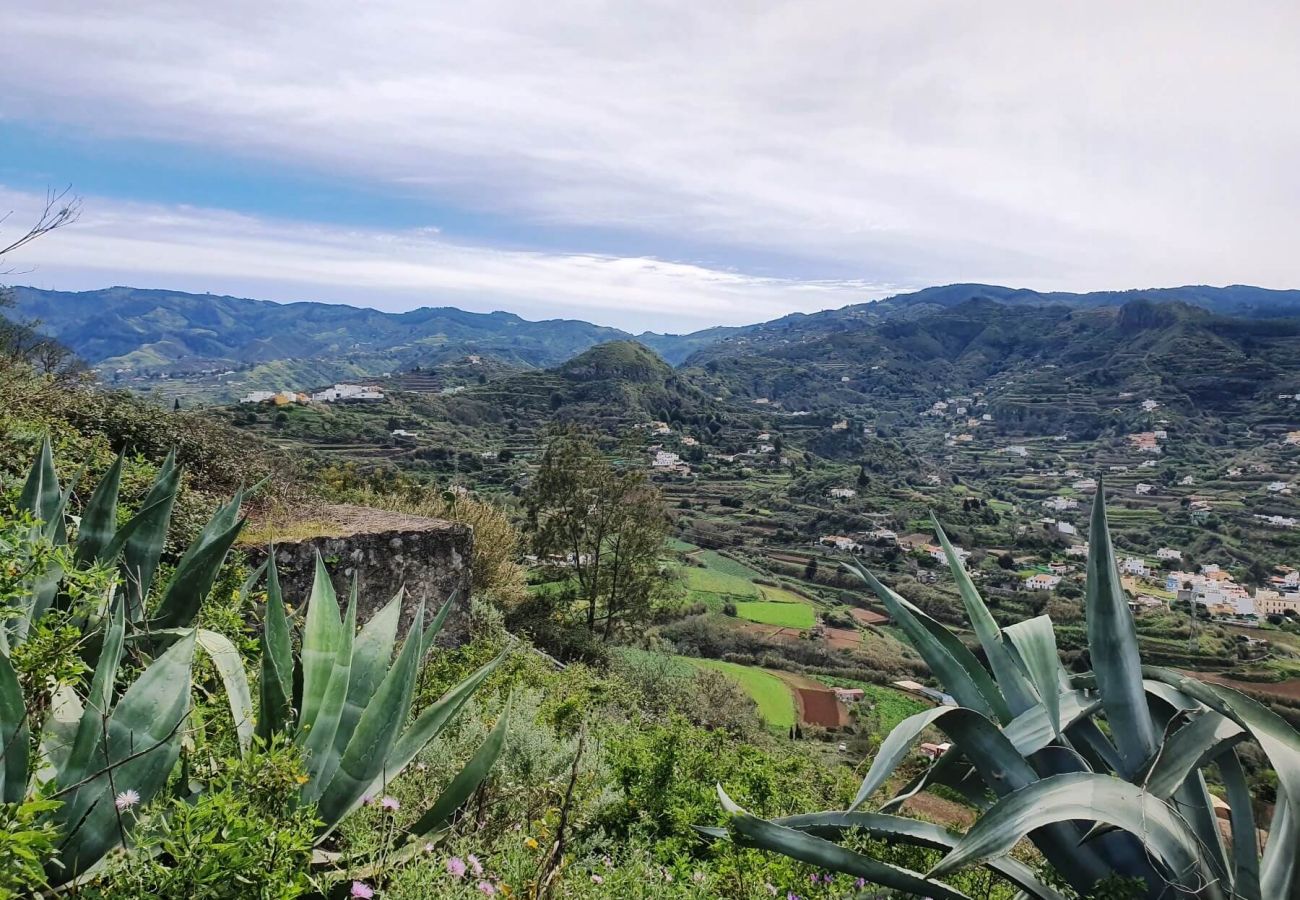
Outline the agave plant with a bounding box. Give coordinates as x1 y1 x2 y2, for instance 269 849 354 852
7 437 248 646
0 596 196 887
251 552 508 851
712 484 1300 900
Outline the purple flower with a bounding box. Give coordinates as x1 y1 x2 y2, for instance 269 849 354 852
447 857 467 878
114 789 140 811
855 877 866 888
380 795 400 812
477 882 495 896
591 874 604 884
360 794 374 806
468 854 483 875
350 883 374 899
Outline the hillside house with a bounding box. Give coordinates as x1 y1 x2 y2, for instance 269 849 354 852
833 687 865 703
1130 432 1161 453
1066 543 1090 557
1268 481 1290 493
1285 431 1300 445
831 419 849 431
1255 514 1299 529
1135 483 1154 495
1179 475 1194 486
312 383 385 403
1256 590 1300 617
1122 558 1151 577
1056 521 1078 536
829 488 858 499
1044 496 1078 512
926 544 969 566
1157 547 1182 561
272 391 310 405
651 450 689 475
1003 445 1029 458
1073 478 1098 492
868 528 898 543
1141 399 1159 411
390 429 419 438
1139 459 1157 469
918 741 953 761
1025 573 1061 590
240 390 278 404
820 535 863 552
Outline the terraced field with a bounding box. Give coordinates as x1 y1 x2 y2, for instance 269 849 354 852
684 658 797 729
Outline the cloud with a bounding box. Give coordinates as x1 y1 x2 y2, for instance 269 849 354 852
0 187 890 331
4 2 1300 303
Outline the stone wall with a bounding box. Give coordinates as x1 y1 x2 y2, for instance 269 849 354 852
255 504 473 643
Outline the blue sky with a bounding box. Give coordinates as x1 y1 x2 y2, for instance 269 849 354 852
3 2 1299 331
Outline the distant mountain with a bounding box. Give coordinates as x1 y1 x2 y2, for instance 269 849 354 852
12 283 1300 400
7 286 631 375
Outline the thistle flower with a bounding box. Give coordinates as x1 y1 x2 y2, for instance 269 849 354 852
447 857 467 878
380 795 400 812
114 789 140 811
350 883 374 899
590 874 604 885
468 854 483 875
477 882 495 896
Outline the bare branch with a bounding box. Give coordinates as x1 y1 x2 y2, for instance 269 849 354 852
0 185 82 273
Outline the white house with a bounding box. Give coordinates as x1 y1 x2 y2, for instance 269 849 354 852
1135 483 1154 495
651 450 683 468
1066 543 1090 558
239 390 277 404
1141 399 1159 411
1043 496 1079 512
312 383 385 403
1025 574 1061 590
1156 548 1183 561
1057 521 1078 536
1073 478 1098 492
1179 475 1194 486
1122 557 1151 577
820 535 863 552
1268 481 1289 493
830 488 858 499
1003 446 1029 458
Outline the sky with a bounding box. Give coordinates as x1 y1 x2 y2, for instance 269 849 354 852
2 1 1299 332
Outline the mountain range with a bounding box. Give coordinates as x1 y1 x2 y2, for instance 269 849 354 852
11 283 1300 414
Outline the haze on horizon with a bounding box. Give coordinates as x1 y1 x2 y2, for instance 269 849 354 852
3 1 1299 332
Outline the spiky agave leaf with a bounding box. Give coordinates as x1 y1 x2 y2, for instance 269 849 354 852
73 451 123 567
928 773 1223 900
1084 483 1157 777
257 554 293 741
0 651 29 804
120 452 180 622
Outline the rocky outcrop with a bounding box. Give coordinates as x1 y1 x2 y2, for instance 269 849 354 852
254 505 473 643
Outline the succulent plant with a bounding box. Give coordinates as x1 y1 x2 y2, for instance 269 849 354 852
711 484 1300 900
252 552 508 851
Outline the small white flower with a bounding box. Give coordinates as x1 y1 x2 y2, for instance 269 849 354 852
114 789 141 811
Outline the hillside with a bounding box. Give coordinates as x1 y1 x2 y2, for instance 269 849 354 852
16 283 1300 402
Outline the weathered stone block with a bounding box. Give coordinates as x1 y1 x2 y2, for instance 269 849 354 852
253 504 473 643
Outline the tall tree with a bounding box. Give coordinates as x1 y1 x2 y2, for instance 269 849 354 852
525 430 672 639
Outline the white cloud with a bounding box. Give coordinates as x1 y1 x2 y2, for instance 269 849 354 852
4 2 1300 306
1 187 890 331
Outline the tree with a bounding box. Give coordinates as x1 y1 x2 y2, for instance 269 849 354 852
804 557 819 581
525 430 673 639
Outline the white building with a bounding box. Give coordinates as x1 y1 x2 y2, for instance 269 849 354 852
1122 558 1151 577
239 390 277 404
1268 481 1289 493
1073 478 1098 492
830 488 858 499
1043 496 1079 512
1003 446 1029 458
1025 574 1062 590
1156 548 1182 561
1135 483 1154 495
312 383 385 402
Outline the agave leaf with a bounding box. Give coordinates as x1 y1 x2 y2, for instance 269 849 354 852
316 603 426 830
772 810 1071 900
96 495 170 567
1216 749 1261 900
419 593 457 660
932 516 1037 714
258 555 293 740
120 454 181 621
383 653 505 781
322 587 402 789
1170 770 1231 890
929 773 1221 900
61 599 126 789
19 437 62 539
1084 485 1157 776
1003 616 1064 737
300 590 355 801
403 694 511 840
37 684 83 786
142 628 255 754
0 651 29 803
49 630 195 886
150 516 246 629
1259 789 1298 900
299 554 343 736
719 786 975 900
1143 709 1245 800
74 452 123 567
844 559 1008 722
1141 667 1300 814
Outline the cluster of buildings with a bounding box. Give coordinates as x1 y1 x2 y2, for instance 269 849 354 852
239 383 386 405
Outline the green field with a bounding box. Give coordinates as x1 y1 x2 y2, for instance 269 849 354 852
734 600 815 628
684 658 797 729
